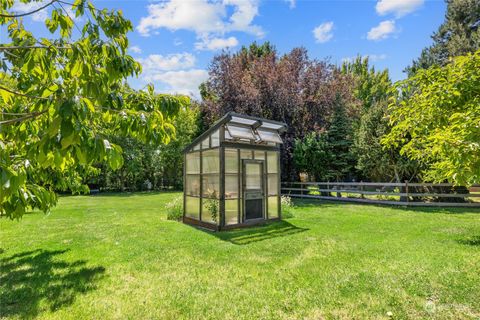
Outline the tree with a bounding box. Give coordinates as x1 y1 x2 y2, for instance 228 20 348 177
325 96 355 181
406 0 480 74
340 56 421 182
293 96 356 182
0 1 189 219
354 101 421 182
383 50 480 186
154 104 201 189
341 56 391 115
98 103 201 191
293 132 331 181
201 43 356 181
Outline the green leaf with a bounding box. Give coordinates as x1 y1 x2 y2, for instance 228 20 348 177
81 97 95 112
75 146 87 165
71 59 83 77
41 83 59 98
48 117 62 137
107 145 124 170
60 120 75 149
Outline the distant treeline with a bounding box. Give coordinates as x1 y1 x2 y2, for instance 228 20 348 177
88 0 480 191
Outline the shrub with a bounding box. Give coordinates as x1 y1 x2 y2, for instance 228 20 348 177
281 195 295 218
166 196 183 221
204 190 219 223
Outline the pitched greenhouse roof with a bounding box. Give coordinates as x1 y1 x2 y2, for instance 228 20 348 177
184 112 287 153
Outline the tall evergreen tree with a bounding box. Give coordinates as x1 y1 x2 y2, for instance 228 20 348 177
406 0 480 74
325 96 355 181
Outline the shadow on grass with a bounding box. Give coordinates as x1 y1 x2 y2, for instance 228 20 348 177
214 220 308 245
457 236 480 246
0 249 105 318
291 198 480 214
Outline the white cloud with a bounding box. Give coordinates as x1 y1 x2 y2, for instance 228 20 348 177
376 0 424 17
137 0 263 51
138 53 196 77
367 20 397 41
11 1 48 21
129 46 142 54
137 0 262 36
313 22 334 43
137 53 206 98
149 69 209 97
137 0 224 36
224 0 263 35
195 36 239 51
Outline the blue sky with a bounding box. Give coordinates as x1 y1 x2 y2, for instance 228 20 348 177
9 0 446 98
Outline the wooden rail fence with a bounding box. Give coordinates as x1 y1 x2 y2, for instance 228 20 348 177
281 181 480 207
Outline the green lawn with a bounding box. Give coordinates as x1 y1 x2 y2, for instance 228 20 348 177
1 192 480 319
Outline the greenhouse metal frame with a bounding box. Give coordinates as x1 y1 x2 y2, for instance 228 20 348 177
183 112 286 231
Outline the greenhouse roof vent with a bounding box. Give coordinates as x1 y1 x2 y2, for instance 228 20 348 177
184 112 287 153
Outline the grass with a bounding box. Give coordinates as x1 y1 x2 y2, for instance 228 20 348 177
1 192 480 319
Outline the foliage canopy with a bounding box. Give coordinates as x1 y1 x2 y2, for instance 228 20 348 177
383 50 480 186
0 0 189 218
341 56 421 182
201 42 356 181
407 0 480 74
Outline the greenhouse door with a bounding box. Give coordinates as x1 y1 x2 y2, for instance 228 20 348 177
243 160 265 221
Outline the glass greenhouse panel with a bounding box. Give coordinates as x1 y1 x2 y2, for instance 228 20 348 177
202 174 219 198
225 129 233 140
202 149 219 174
257 129 283 144
201 137 210 149
225 149 239 173
267 152 278 173
268 173 278 195
254 151 265 160
230 116 257 126
260 122 284 130
185 175 200 196
268 196 279 218
211 129 220 147
225 200 239 225
186 152 200 174
240 150 253 159
245 163 262 189
225 174 239 199
226 125 256 140
185 196 200 219
202 199 220 225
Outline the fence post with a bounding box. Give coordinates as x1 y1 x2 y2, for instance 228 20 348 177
301 182 304 197
405 180 409 204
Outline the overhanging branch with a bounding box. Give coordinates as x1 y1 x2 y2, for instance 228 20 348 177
0 0 57 18
0 110 48 125
0 45 71 50
0 85 50 101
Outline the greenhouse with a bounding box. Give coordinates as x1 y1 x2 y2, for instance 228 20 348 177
183 112 286 231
